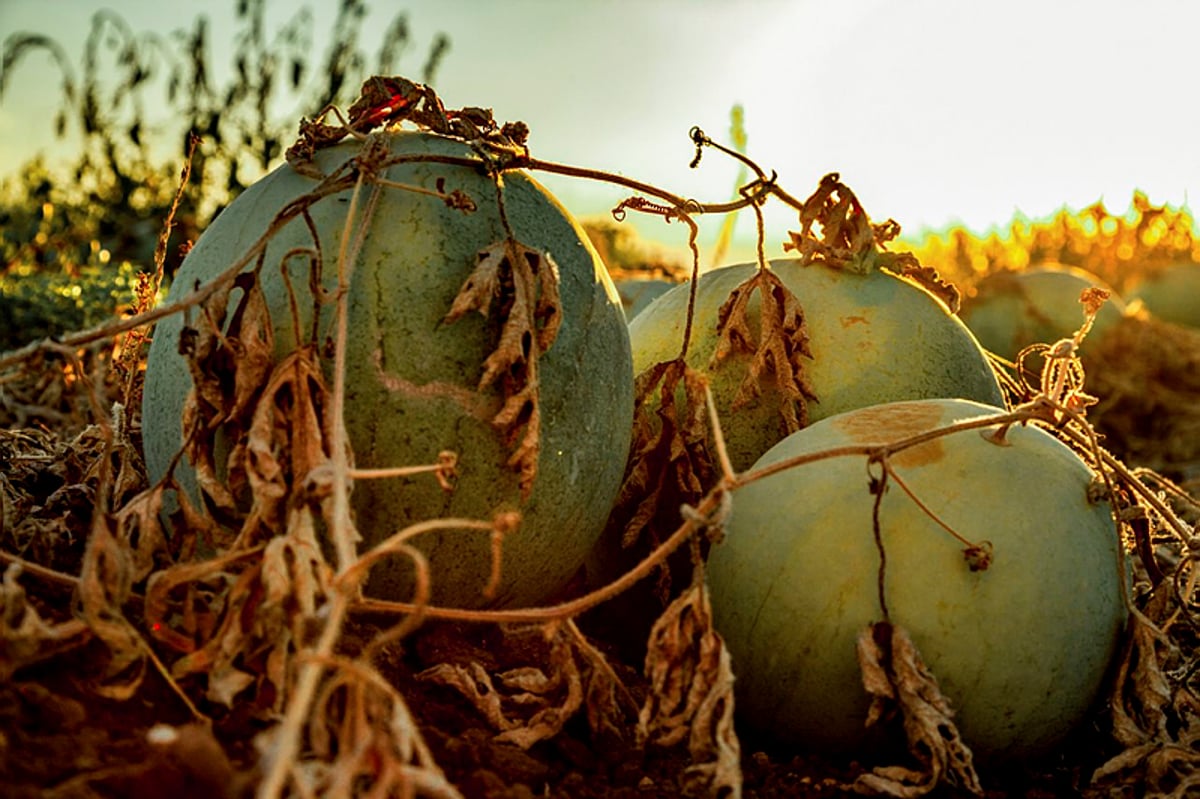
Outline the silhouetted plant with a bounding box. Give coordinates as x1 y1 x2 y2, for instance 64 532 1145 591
0 0 448 349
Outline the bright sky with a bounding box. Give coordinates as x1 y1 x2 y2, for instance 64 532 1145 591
2 0 1198 263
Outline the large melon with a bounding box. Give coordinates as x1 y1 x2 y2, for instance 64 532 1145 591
708 398 1127 759
627 260 1005 472
142 130 634 608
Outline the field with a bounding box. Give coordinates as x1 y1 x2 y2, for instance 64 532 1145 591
2 69 1200 799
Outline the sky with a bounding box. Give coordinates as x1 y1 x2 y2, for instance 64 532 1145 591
1 0 1198 264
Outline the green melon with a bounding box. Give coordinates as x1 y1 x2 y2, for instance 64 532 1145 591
708 398 1126 759
627 260 1005 472
1127 261 1200 329
142 130 634 608
960 264 1126 361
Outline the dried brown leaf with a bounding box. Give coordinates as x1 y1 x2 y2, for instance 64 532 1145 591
1088 606 1200 796
783 173 955 314
1111 611 1175 747
144 553 240 654
851 622 982 797
0 472 15 547
566 620 639 748
289 655 462 799
784 173 878 271
444 237 562 498
77 510 147 699
612 360 715 551
420 660 512 729
111 483 169 583
179 272 277 515
257 505 334 710
243 348 334 539
169 565 259 706
0 563 91 680
895 261 961 314
639 575 742 798
710 267 817 435
419 623 584 750
418 622 632 753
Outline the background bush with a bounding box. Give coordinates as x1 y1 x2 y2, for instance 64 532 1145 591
0 0 448 351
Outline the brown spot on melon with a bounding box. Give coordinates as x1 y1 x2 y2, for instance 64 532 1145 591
832 401 945 467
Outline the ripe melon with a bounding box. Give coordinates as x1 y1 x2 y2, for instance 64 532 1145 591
627 260 1005 472
1126 261 1200 329
707 397 1127 759
142 130 634 608
959 264 1126 361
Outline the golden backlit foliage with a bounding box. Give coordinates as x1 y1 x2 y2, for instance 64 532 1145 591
900 192 1200 295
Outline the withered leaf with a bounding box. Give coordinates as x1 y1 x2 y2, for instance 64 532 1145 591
1088 606 1200 797
111 483 169 583
293 658 460 797
895 261 961 315
605 359 716 603
77 509 147 699
0 563 91 681
181 271 276 516
243 347 333 540
418 621 632 751
420 624 581 750
710 266 817 435
256 504 333 711
784 173 877 272
639 574 742 798
444 237 562 499
169 566 259 707
285 117 344 179
144 553 240 654
782 173 952 306
851 622 982 797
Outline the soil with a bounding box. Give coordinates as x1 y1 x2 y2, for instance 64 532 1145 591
1 608 1113 799
1 348 1195 799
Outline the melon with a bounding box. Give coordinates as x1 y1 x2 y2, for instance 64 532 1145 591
627 260 1005 472
1126 261 1200 329
707 397 1127 759
959 264 1126 361
142 130 634 608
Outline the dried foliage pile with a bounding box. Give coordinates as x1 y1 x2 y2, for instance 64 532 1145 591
0 76 1198 799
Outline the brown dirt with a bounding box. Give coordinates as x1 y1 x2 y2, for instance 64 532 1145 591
0 343 1194 799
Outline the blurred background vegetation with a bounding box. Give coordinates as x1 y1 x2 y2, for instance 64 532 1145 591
5 0 1196 356
0 0 449 350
